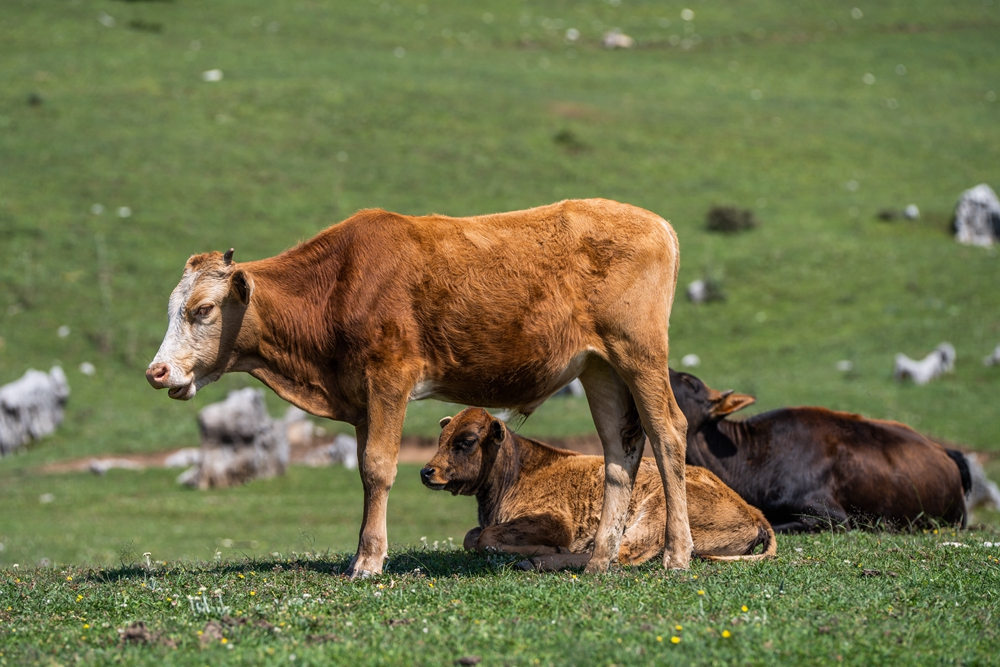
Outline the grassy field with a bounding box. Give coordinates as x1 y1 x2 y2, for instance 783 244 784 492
2 0 1000 663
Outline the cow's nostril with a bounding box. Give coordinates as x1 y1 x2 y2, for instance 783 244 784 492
146 362 171 388
420 467 435 481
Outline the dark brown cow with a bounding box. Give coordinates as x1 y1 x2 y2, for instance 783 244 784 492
145 199 692 576
422 408 776 569
670 370 968 531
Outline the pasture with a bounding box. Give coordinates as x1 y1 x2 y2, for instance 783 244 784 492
2 0 1000 664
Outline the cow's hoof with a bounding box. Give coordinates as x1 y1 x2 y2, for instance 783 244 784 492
516 559 535 572
662 551 692 570
346 568 377 580
583 556 610 574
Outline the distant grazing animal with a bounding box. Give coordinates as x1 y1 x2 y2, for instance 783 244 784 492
421 407 775 570
894 342 956 385
671 370 968 531
982 344 1000 367
145 199 692 576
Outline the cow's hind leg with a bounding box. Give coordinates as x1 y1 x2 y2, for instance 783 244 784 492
579 357 646 573
609 351 693 570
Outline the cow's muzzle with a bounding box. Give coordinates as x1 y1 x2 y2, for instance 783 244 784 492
420 466 446 490
146 362 197 400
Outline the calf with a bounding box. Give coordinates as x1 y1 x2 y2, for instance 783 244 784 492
145 199 692 576
422 408 775 570
671 370 968 531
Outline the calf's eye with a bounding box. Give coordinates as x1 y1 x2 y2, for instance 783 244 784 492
194 304 214 318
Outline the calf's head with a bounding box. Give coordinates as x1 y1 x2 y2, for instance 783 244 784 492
669 369 755 432
420 407 506 496
146 249 254 400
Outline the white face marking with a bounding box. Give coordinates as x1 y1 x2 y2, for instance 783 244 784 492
149 267 232 399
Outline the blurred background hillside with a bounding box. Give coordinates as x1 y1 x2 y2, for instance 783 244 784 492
1 0 998 563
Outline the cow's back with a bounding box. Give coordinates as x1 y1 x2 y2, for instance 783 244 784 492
333 199 678 409
760 408 967 525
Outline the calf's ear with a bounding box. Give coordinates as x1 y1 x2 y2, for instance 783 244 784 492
713 391 755 417
439 416 453 429
488 417 506 443
230 270 254 305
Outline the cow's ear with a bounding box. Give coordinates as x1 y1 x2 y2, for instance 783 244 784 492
488 417 506 443
713 392 755 417
230 270 254 305
438 416 453 429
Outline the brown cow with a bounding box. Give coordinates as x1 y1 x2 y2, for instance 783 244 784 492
422 407 775 569
671 370 968 531
145 199 692 576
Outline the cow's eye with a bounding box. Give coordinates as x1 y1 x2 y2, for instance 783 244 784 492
194 304 214 318
455 438 477 450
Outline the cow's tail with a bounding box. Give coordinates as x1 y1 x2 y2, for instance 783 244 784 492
945 449 973 497
944 448 971 529
702 519 777 562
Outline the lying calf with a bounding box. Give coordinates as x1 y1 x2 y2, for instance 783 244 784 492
421 407 775 570
671 370 969 532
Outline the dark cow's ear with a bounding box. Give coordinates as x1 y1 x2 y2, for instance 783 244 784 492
439 416 453 429
230 269 254 305
713 391 755 417
488 417 506 443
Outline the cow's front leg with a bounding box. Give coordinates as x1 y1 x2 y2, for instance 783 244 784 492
346 394 407 579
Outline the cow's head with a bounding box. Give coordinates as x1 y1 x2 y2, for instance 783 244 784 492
669 369 755 432
145 249 254 400
420 407 506 496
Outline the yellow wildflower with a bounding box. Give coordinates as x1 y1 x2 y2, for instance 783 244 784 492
671 636 681 644
722 630 732 638
697 590 705 595
741 605 749 612
657 636 662 642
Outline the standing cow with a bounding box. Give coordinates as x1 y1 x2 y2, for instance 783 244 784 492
671 370 968 531
146 199 691 576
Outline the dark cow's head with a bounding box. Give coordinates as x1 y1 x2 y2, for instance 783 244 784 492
145 249 254 400
669 369 755 431
420 407 506 496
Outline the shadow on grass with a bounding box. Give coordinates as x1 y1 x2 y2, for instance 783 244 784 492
85 548 525 583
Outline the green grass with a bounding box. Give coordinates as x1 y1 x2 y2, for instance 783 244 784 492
3 1 1000 663
3 529 1000 666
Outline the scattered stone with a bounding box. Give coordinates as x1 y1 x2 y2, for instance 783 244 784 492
164 447 201 468
89 458 145 475
705 205 758 233
602 29 634 49
952 184 1000 246
681 354 701 368
904 204 920 220
0 367 70 457
284 406 326 448
299 433 358 470
202 69 223 82
178 388 289 488
686 278 725 304
893 342 955 385
964 452 1000 511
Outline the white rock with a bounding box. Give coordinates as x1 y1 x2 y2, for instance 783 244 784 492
903 204 920 220
893 342 955 385
202 69 224 82
681 354 701 368
953 184 1000 246
602 29 634 49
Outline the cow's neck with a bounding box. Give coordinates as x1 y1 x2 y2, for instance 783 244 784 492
232 237 358 422
475 435 524 527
